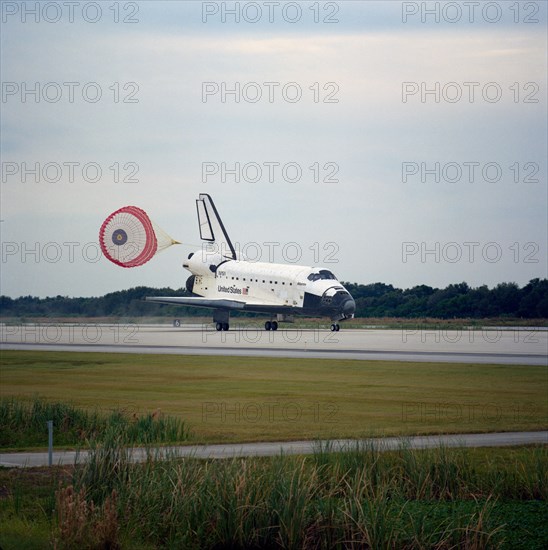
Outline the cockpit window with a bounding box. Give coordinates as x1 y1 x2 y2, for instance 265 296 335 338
307 270 337 282
320 270 336 280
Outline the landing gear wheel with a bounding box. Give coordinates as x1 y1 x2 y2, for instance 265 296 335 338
335 324 340 331
216 322 223 331
271 321 278 331
173 319 181 328
222 323 229 331
265 321 272 331
330 323 340 332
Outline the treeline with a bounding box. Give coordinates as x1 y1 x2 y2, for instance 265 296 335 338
344 279 548 319
0 287 193 318
1 279 547 319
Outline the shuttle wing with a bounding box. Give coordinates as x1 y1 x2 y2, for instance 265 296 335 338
145 296 245 309
145 295 294 314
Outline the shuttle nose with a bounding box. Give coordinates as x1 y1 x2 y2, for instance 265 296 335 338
343 297 356 315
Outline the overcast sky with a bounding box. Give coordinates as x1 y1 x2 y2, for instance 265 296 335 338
1 1 546 298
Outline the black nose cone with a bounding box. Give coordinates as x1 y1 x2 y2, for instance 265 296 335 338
343 297 356 315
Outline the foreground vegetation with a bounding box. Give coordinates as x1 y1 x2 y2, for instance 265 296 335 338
1 277 547 319
0 398 192 449
0 441 546 549
1 353 546 548
2 352 546 445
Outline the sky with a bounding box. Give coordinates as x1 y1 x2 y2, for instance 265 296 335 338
1 0 547 298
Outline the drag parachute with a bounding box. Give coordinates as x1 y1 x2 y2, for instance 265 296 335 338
99 206 180 268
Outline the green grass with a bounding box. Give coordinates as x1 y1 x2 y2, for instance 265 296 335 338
1 351 546 446
1 351 545 548
0 445 546 549
1 350 547 446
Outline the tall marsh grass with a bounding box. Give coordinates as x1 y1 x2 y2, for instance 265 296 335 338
2 397 545 547
0 397 192 448
64 438 547 549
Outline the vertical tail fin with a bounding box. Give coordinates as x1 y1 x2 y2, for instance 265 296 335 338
195 194 236 259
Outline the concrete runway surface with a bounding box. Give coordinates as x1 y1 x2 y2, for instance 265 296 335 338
1 431 546 468
1 323 547 364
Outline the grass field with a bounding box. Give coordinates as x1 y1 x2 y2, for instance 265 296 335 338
1 350 546 549
1 350 546 446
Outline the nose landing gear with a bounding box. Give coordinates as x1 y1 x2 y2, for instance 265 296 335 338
265 320 278 331
330 323 340 332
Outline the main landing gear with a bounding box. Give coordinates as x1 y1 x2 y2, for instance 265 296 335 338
265 321 278 331
330 323 340 332
213 309 230 331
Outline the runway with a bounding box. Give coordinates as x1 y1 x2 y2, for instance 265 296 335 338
1 431 546 468
1 323 546 364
